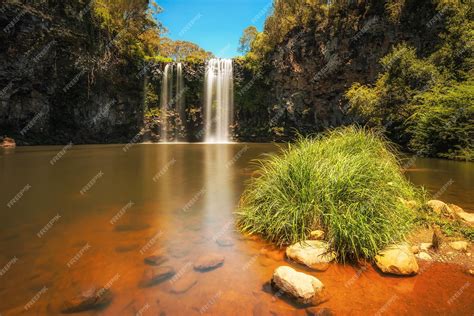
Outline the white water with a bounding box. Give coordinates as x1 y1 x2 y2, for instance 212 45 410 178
160 63 185 142
204 59 234 143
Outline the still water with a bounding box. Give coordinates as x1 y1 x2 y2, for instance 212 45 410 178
0 144 472 315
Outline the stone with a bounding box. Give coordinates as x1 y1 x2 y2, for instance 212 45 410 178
448 205 474 226
216 237 234 247
375 243 419 276
411 245 420 254
170 274 198 294
416 252 432 261
139 266 175 287
193 254 224 272
467 269 474 276
60 287 112 313
426 200 451 214
309 230 325 240
420 243 432 252
449 241 469 252
306 307 335 316
286 240 335 271
114 244 139 253
271 266 328 305
0 137 15 148
144 255 168 266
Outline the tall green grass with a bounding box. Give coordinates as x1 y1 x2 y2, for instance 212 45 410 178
237 127 422 262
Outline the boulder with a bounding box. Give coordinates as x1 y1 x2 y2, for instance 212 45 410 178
415 252 432 261
286 241 335 271
0 137 15 148
426 200 451 214
60 287 112 313
193 254 224 272
411 245 420 254
271 266 328 305
375 243 419 276
309 230 325 240
139 266 175 287
449 241 469 252
448 204 474 226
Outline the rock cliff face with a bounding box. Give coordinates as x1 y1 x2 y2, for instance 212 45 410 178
236 0 444 140
0 1 144 145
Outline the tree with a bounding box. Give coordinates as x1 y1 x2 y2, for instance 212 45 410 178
238 26 258 54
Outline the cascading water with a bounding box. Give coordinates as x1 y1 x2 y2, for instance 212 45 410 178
160 63 185 142
204 58 234 143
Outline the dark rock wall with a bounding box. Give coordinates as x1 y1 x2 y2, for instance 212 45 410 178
235 0 443 141
0 1 144 145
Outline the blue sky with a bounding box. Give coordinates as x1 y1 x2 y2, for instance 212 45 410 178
155 0 272 58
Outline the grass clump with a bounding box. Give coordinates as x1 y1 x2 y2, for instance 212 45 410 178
237 127 422 262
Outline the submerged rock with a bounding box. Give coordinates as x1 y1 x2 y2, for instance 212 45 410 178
271 266 328 305
286 240 335 271
144 255 168 266
139 266 175 287
375 243 419 276
60 287 112 314
0 137 15 148
193 254 225 272
449 241 469 252
170 274 198 294
215 237 234 247
306 307 335 316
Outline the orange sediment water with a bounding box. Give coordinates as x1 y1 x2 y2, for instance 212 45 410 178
0 144 472 315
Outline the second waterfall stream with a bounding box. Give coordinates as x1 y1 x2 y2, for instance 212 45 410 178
204 58 234 143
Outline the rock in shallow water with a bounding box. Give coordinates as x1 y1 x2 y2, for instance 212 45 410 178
61 287 112 314
271 266 328 305
415 251 432 261
193 254 224 272
144 255 168 266
170 273 198 294
216 237 234 247
375 243 419 276
449 241 469 252
139 266 175 287
286 240 335 271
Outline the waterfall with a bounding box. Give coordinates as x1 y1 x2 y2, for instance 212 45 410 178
204 58 234 143
160 63 185 142
176 63 185 141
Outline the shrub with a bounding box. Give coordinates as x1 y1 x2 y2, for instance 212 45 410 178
237 127 422 262
408 80 474 161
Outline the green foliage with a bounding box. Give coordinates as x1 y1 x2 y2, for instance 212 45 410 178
347 43 440 145
415 207 474 241
237 127 422 262
238 26 259 54
408 80 474 160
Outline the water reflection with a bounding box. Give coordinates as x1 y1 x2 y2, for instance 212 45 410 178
0 144 472 315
